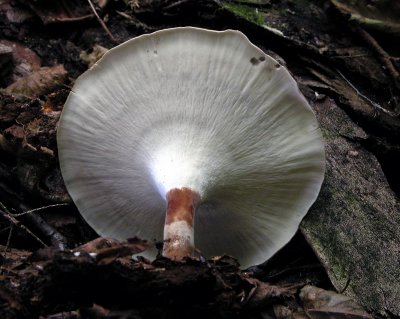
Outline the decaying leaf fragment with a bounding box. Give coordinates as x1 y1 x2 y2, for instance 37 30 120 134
74 237 151 265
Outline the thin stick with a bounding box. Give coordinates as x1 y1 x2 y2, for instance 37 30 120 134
0 185 68 250
3 225 13 258
13 203 69 217
87 0 117 43
0 202 47 248
337 70 400 117
164 0 192 10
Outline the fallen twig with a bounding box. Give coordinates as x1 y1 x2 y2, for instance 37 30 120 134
355 26 400 91
337 70 400 117
0 202 47 249
21 205 68 251
164 0 193 10
115 10 154 32
0 184 69 250
87 0 117 43
13 203 69 217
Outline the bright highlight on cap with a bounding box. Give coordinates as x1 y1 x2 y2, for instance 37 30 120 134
150 138 210 197
57 27 325 268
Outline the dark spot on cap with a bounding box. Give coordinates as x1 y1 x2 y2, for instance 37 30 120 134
154 50 158 54
259 56 266 62
250 57 260 65
275 63 281 68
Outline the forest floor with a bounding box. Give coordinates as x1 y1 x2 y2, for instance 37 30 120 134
0 0 399 318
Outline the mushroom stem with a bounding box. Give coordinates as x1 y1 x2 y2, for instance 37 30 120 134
162 187 200 260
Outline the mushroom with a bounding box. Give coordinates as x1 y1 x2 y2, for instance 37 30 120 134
57 27 325 268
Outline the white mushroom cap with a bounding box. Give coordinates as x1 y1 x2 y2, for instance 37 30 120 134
57 27 325 268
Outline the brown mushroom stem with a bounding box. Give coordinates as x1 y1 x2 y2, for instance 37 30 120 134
162 187 200 260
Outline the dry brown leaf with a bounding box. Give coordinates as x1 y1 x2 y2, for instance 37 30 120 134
74 237 121 253
5 65 68 98
74 237 150 265
95 238 150 265
300 285 373 319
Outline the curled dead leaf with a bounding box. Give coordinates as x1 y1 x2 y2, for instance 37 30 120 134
74 237 121 253
300 285 373 319
74 237 151 265
5 65 68 98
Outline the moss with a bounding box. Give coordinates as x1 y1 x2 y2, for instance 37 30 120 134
223 3 265 26
321 128 337 140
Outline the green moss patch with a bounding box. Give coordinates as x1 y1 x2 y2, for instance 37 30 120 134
224 3 265 25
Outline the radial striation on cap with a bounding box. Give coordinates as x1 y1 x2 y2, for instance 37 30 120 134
57 27 325 268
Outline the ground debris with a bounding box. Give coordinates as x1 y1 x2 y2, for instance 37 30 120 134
0 0 398 318
17 0 108 24
0 284 30 319
0 238 372 319
74 237 150 265
0 89 69 202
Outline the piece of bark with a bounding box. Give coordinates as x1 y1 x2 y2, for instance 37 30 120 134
331 0 400 38
299 86 400 317
73 237 150 265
